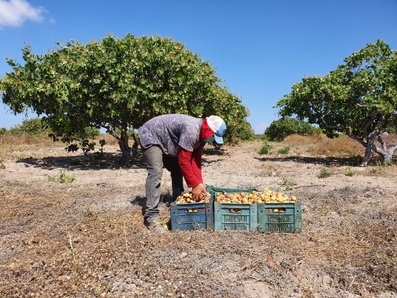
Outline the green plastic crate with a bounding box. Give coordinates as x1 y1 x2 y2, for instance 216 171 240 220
170 200 213 231
213 202 258 231
207 185 258 231
257 202 302 233
206 185 256 195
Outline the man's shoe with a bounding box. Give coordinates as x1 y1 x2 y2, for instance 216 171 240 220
146 221 167 234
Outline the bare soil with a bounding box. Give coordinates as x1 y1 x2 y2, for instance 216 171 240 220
1 139 397 298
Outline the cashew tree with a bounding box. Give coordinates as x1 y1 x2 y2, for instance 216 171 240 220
275 40 397 166
0 34 253 164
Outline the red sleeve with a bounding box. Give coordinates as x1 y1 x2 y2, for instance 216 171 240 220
178 147 203 188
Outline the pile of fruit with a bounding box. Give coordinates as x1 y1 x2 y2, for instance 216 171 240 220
175 191 211 204
175 189 298 204
215 189 297 204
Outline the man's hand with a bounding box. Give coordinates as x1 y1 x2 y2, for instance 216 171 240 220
192 183 206 201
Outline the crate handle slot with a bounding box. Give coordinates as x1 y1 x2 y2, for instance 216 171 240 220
229 208 242 213
271 208 286 213
186 208 198 213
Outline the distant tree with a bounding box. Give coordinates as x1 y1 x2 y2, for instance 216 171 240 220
275 40 397 165
264 117 319 141
76 127 100 140
8 118 48 135
0 34 253 164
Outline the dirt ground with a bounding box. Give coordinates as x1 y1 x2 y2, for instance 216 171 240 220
1 138 397 297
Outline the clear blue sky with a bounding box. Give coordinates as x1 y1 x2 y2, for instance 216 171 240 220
1 0 396 134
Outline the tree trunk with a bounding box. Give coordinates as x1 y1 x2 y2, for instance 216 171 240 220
383 152 393 165
131 132 139 157
360 133 375 167
118 130 131 167
360 132 397 166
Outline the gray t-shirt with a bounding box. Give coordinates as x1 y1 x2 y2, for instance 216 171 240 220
138 114 203 156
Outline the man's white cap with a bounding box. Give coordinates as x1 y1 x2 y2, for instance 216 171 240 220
206 115 227 144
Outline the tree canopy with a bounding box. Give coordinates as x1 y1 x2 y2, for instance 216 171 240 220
264 117 320 141
0 34 254 161
275 40 397 165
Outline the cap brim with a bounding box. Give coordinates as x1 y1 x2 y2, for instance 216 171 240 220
214 135 224 144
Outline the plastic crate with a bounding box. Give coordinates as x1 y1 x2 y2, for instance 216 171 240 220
213 202 258 231
206 185 256 195
207 186 258 231
170 200 213 231
258 202 302 233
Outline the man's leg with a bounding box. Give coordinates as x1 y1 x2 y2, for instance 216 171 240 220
163 155 184 201
142 146 164 228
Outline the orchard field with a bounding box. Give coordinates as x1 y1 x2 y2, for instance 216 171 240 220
0 134 396 298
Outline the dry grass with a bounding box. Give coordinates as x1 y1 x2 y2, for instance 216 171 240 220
282 134 364 158
0 133 122 161
0 132 56 146
0 133 365 160
1 134 397 297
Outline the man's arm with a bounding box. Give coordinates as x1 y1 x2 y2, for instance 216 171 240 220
178 148 206 201
178 148 202 188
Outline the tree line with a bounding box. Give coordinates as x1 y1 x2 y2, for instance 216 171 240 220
1 36 396 165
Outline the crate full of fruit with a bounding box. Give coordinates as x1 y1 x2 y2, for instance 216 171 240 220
170 191 213 231
256 190 302 233
207 186 258 231
257 202 302 233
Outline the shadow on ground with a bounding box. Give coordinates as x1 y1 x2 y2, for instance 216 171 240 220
255 155 364 166
15 147 227 171
16 151 146 171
